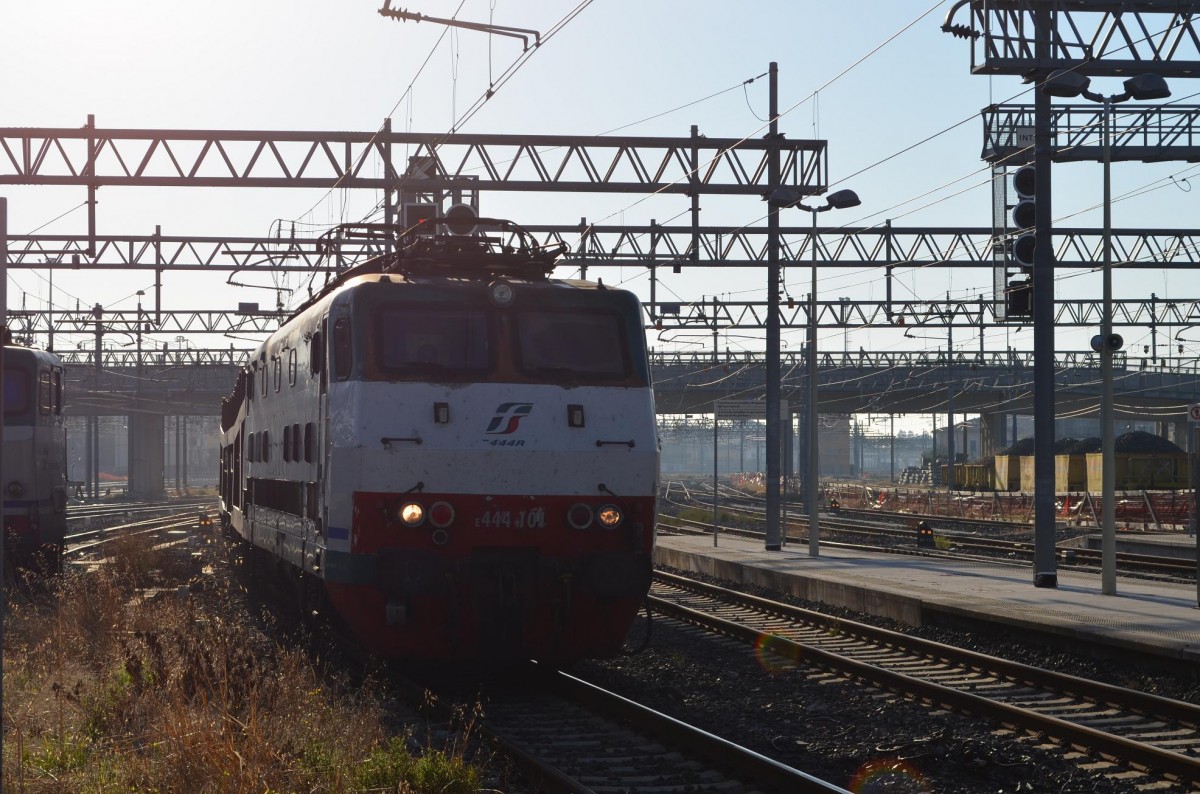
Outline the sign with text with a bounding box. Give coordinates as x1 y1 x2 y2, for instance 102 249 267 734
715 399 788 420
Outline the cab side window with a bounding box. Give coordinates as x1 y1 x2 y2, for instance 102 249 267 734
310 331 324 376
333 317 352 380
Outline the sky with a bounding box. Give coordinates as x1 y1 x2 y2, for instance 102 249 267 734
2 1 1198 370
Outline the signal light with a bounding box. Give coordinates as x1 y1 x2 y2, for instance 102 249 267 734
488 280 516 308
1010 164 1037 268
404 203 437 234
444 203 478 236
1006 164 1037 318
1005 273 1032 318
428 501 455 528
567 503 594 530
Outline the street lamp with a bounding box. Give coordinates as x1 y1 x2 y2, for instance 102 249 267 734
1042 70 1170 595
768 187 861 555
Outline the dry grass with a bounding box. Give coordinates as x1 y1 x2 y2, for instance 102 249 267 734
3 536 483 793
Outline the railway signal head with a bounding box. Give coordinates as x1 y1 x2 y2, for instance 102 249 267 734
1006 165 1037 318
916 520 935 548
444 203 478 236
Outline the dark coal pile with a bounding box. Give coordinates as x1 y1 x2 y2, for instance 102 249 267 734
999 437 1035 456
1058 436 1101 454
579 567 1200 793
1000 437 1102 455
1115 430 1183 454
993 432 1181 458
1053 437 1079 453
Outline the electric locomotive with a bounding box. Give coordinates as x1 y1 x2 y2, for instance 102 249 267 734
2 342 68 572
219 216 659 661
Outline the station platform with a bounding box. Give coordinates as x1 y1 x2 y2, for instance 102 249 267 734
1069 531 1199 561
653 532 1200 665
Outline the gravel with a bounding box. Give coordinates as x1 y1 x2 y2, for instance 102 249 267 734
574 566 1200 793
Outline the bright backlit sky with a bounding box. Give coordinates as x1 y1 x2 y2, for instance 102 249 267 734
3 1 1199 363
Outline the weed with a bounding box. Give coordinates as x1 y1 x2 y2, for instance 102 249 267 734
3 532 489 791
24 733 91 776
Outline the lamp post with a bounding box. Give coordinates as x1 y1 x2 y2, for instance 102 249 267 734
1042 70 1170 595
768 187 861 555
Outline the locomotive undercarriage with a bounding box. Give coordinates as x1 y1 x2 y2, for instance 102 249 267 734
229 516 650 661
326 544 651 660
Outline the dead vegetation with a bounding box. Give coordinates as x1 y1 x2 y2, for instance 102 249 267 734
2 533 484 792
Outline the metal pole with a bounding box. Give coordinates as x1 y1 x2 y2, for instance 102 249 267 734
92 310 102 500
1100 97 1117 595
807 209 820 555
86 114 96 258
383 118 395 255
947 322 956 495
713 403 719 547
782 405 790 547
1194 423 1199 607
1032 5 1059 587
890 414 896 483
133 292 143 496
764 62 782 551
182 416 188 491
1 197 9 755
47 265 53 353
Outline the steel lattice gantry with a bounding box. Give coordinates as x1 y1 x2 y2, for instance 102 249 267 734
8 225 1200 272
11 295 1200 341
55 348 1200 420
983 103 1200 164
943 0 1200 78
0 125 825 194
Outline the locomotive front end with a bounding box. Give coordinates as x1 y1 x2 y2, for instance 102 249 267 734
321 275 658 661
2 346 68 572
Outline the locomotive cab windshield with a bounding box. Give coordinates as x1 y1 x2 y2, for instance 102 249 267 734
3 368 32 416
359 285 647 387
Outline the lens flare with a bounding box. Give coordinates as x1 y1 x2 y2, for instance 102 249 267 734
848 757 928 793
752 632 801 675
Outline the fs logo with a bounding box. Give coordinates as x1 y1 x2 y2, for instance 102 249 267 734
484 402 533 435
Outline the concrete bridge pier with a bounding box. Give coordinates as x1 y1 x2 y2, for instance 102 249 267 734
980 408 1009 460
127 412 165 500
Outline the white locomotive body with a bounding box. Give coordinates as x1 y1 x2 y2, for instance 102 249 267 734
220 220 658 660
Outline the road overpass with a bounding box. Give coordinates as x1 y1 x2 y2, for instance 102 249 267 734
57 347 1200 497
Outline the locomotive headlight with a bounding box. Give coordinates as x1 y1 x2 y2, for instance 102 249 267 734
398 501 425 526
596 504 623 529
488 280 515 308
7 481 24 498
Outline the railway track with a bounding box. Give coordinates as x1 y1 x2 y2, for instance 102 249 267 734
64 500 216 562
650 570 1200 790
666 481 1197 581
407 665 849 794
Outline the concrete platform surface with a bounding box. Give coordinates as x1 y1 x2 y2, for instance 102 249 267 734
654 532 1200 664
